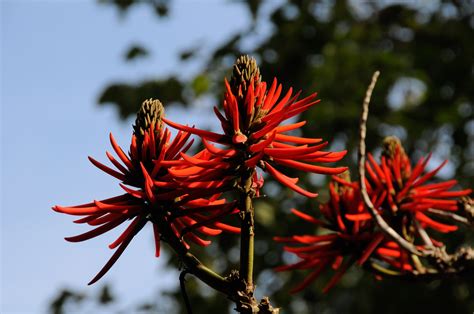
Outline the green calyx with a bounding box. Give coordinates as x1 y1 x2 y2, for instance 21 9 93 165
133 98 164 142
230 55 261 98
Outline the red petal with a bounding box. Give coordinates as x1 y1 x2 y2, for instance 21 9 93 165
291 208 325 224
290 260 329 294
153 224 161 257
415 212 458 233
273 158 347 175
274 121 306 133
109 133 134 170
88 156 126 181
65 216 128 242
358 233 384 265
87 219 146 285
106 151 128 174
265 162 318 198
163 118 225 143
108 216 144 249
322 258 353 293
249 131 276 153
274 134 322 144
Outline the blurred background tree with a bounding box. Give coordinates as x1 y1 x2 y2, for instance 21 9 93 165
50 0 473 313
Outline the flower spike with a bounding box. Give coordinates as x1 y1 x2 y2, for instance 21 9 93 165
164 55 347 198
54 99 239 284
276 137 471 293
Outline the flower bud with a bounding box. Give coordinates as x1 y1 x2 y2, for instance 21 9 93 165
382 136 405 159
230 55 261 98
133 98 164 143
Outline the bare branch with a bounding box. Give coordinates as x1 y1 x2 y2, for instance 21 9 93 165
357 71 422 256
357 72 474 278
426 246 474 275
414 219 434 248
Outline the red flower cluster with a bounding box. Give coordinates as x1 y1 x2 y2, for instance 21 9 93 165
364 137 471 234
274 174 380 293
275 137 471 293
53 99 239 284
164 56 347 197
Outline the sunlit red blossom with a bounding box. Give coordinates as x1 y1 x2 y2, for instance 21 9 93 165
365 136 472 234
276 137 472 294
163 55 347 197
53 99 239 284
370 240 416 275
273 170 448 293
274 174 390 293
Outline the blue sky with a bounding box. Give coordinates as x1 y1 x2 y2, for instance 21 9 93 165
1 1 259 312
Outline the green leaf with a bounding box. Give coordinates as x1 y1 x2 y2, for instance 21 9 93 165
191 74 210 97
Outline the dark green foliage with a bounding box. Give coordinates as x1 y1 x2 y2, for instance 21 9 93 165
179 48 197 61
125 45 149 61
98 285 114 305
98 77 184 118
191 74 210 97
98 0 170 17
49 289 84 314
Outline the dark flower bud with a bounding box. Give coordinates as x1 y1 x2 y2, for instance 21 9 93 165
230 55 261 98
382 136 405 159
133 98 164 143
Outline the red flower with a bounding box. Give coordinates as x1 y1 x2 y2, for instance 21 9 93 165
365 136 472 234
53 99 239 284
163 55 347 197
276 137 472 293
275 173 385 293
274 174 417 293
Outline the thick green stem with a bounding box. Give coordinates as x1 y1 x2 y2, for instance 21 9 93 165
239 171 255 293
180 251 232 296
153 216 233 296
151 167 281 313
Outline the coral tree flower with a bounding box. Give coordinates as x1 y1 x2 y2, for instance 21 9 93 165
53 99 239 285
365 136 472 234
276 138 471 293
164 55 347 197
274 172 385 293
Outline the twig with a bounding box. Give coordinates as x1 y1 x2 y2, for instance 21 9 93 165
357 73 474 278
427 246 474 274
357 71 422 256
180 270 194 314
427 208 470 225
414 219 434 248
411 220 433 274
